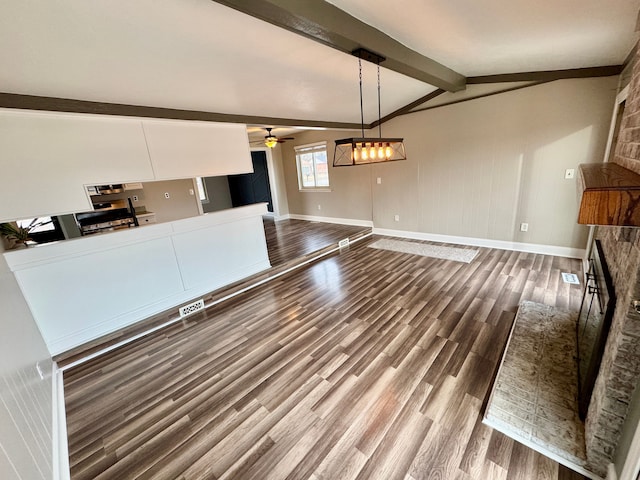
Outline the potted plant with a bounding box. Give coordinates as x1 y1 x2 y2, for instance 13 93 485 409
0 218 52 249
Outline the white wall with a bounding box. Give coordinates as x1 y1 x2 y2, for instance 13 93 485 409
140 179 201 223
283 77 618 250
0 243 53 480
264 145 290 218
282 129 371 222
202 176 233 213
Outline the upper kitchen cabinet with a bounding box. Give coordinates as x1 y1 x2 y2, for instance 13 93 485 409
142 120 253 180
0 110 154 222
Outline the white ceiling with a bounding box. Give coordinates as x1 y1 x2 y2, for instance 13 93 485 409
0 0 638 127
329 0 639 76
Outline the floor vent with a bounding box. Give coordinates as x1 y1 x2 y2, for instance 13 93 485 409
338 238 350 248
179 299 205 318
561 273 580 285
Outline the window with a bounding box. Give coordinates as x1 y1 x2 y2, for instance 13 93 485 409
16 217 55 233
295 142 330 190
16 217 65 244
195 177 209 204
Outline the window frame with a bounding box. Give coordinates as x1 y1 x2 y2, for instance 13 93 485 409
294 142 331 192
195 177 209 204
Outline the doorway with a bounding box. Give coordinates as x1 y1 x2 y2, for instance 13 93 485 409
228 150 274 213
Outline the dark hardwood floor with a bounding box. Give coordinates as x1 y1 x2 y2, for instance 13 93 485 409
263 217 370 266
55 218 371 366
64 236 587 479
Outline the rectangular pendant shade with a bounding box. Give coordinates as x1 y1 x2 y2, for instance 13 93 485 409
333 138 406 166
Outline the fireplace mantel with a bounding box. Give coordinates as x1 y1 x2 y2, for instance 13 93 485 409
577 162 640 226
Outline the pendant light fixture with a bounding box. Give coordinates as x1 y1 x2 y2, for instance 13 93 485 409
334 48 406 167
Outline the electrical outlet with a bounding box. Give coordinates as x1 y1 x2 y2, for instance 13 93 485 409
565 168 575 179
132 195 138 202
164 192 170 199
317 204 321 211
377 177 382 184
520 222 529 232
394 214 400 222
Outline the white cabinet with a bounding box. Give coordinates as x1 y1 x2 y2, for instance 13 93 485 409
0 110 253 223
0 110 154 222
142 120 253 180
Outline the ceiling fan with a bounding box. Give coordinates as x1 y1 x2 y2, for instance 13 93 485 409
252 128 294 148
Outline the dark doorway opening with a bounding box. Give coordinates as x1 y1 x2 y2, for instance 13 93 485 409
228 150 273 212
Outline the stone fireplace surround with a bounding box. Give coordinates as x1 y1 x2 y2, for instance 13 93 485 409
585 47 640 476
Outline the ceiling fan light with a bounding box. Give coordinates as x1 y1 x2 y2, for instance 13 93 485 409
265 137 278 148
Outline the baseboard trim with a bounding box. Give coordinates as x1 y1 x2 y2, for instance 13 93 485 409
608 463 618 480
52 363 70 480
288 214 374 228
373 228 586 259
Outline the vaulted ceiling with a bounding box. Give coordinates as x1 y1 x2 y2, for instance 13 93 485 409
0 0 638 130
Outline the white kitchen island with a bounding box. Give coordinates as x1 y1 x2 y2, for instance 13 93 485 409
4 203 271 355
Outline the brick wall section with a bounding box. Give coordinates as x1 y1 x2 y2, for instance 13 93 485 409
614 48 640 175
586 47 640 475
588 228 640 474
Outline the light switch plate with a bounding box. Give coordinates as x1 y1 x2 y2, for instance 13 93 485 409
565 169 575 179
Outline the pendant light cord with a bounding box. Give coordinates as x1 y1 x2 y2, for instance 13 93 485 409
359 56 364 138
377 63 382 138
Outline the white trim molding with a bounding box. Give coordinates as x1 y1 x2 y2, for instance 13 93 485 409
288 214 374 228
620 416 640 480
52 363 70 480
373 228 586 259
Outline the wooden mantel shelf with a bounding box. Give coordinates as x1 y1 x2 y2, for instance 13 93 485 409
577 162 640 226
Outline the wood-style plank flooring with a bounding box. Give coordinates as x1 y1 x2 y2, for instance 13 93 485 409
55 218 370 366
263 217 370 266
64 236 587 479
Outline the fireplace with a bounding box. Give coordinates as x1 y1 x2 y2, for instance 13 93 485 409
576 239 616 420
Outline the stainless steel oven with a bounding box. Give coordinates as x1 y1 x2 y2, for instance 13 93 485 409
74 199 137 236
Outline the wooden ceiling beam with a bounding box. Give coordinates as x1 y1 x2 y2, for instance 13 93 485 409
211 0 466 92
467 65 623 84
0 93 364 130
370 89 445 129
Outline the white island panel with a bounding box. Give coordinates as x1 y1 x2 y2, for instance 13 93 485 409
5 203 270 355
172 214 270 291
14 237 183 352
